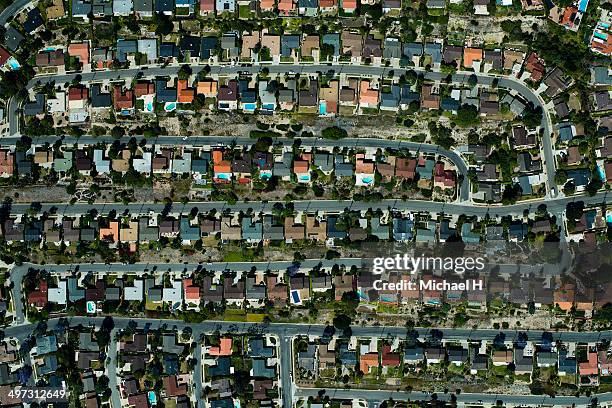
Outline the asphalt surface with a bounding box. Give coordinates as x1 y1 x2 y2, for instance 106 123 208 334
0 0 29 25
294 387 602 407
107 329 122 408
8 63 555 195
0 135 471 201
8 190 610 219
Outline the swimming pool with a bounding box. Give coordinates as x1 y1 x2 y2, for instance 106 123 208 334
607 214 612 224
290 290 301 304
262 103 275 111
7 58 20 70
145 102 154 112
578 0 588 12
147 391 157 405
597 165 605 181
362 176 373 184
298 174 311 182
243 103 257 111
594 31 608 40
319 101 327 115
164 102 177 112
215 173 231 180
86 301 96 314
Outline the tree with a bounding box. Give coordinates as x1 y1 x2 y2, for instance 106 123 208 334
321 126 348 140
554 169 568 185
454 104 479 127
111 126 125 138
177 64 192 80
153 12 173 36
521 103 543 128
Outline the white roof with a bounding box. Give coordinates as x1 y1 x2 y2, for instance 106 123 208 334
47 92 66 113
162 280 183 304
48 280 67 304
68 108 88 123
93 149 110 173
124 280 144 301
133 152 152 173
137 39 158 62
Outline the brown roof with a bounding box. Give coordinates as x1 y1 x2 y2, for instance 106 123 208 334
301 35 319 57
134 81 155 97
284 216 305 240
163 375 187 397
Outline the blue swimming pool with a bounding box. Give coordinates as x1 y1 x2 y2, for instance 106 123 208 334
291 290 301 304
597 165 605 181
298 174 310 182
594 31 608 40
7 59 20 70
145 102 154 112
164 102 176 111
147 391 157 405
319 101 327 115
362 176 373 184
607 214 612 224
243 103 257 111
578 0 589 12
216 173 231 180
262 103 275 111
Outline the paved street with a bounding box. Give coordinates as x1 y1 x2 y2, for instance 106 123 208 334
0 0 30 25
7 189 610 219
294 387 602 407
107 329 122 408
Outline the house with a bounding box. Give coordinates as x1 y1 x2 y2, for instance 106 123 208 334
463 47 483 70
298 0 317 15
524 52 546 82
177 79 195 104
492 350 513 366
266 276 288 306
359 80 379 109
299 79 319 109
421 84 440 110
199 0 215 12
67 42 90 70
36 49 64 68
134 0 154 15
362 36 382 61
443 45 462 67
301 35 319 59
113 85 134 111
425 347 445 364
423 43 442 68
341 31 363 61
218 80 238 111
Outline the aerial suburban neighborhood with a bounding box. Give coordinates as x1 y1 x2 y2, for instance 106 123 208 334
0 0 609 405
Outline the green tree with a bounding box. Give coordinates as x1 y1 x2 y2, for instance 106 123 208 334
321 126 348 140
454 104 480 127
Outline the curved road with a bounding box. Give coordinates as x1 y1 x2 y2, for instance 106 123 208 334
8 63 556 195
0 0 30 25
